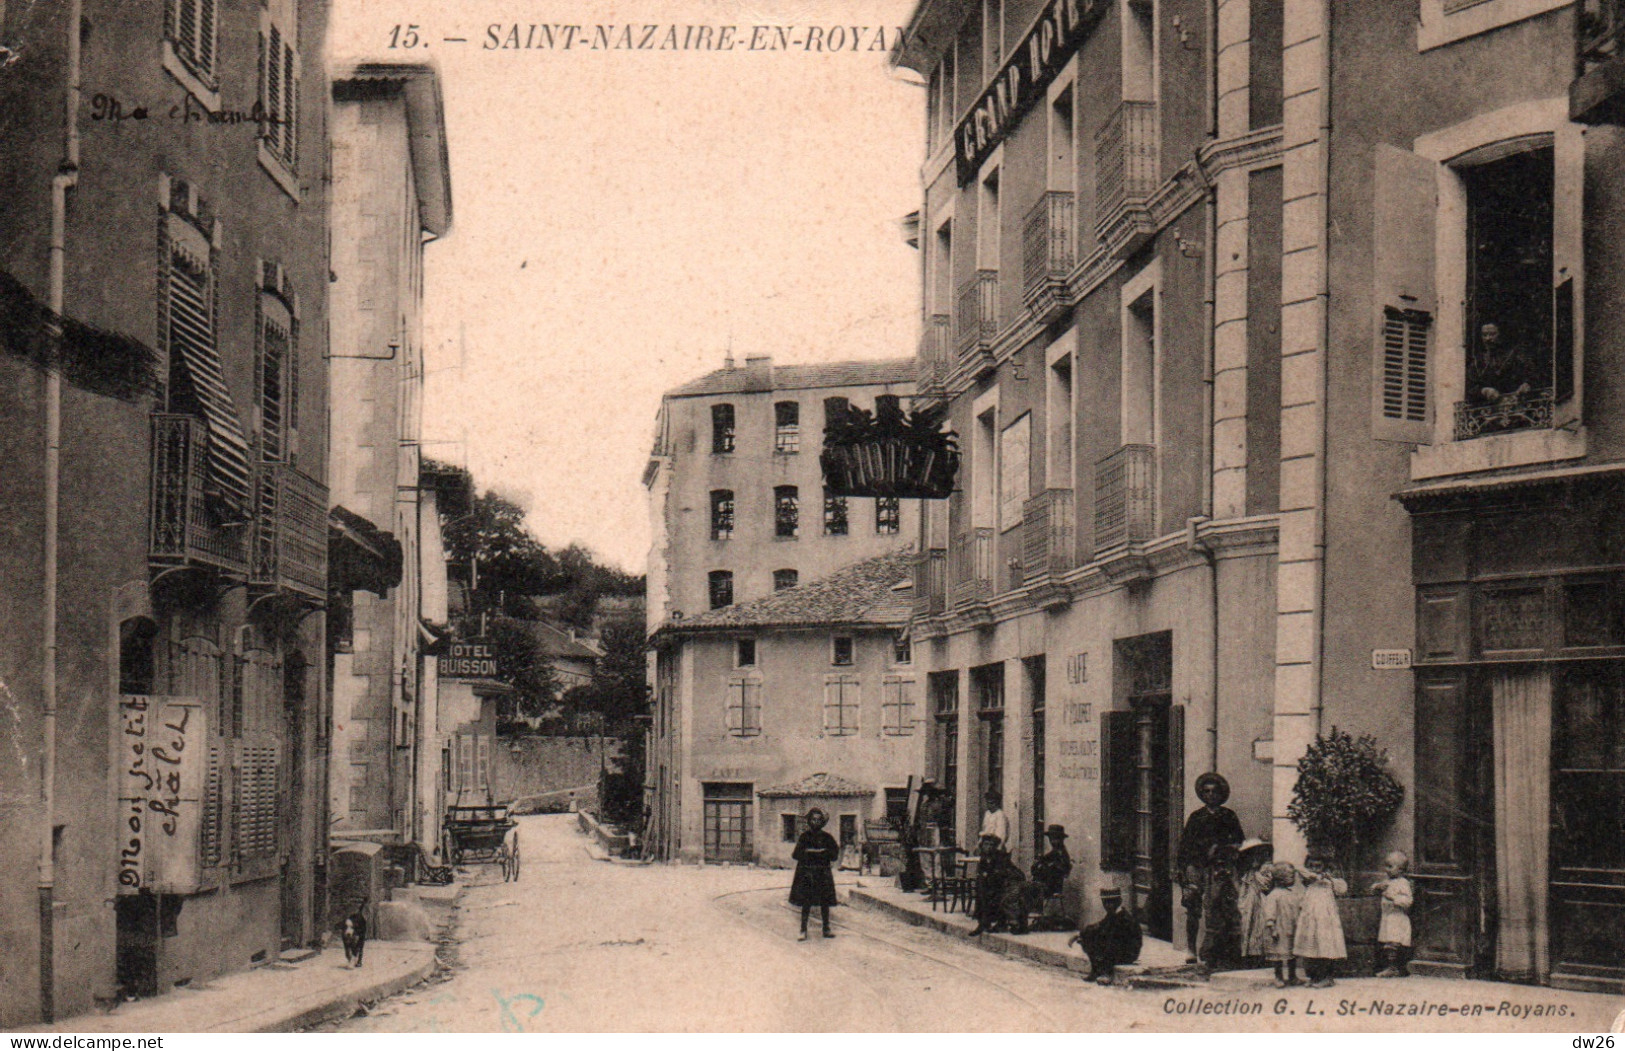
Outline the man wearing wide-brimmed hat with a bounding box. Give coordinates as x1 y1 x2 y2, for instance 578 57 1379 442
1030 824 1073 900
1176 772 1245 965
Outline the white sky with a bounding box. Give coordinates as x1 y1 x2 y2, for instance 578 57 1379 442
329 0 926 573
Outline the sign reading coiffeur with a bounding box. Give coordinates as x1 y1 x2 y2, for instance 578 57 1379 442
953 0 1109 185
439 640 501 680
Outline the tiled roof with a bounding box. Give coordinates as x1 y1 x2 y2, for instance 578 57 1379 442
663 550 914 633
758 772 874 798
525 620 604 661
666 357 915 398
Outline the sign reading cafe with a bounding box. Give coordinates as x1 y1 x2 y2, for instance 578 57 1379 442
954 0 1110 184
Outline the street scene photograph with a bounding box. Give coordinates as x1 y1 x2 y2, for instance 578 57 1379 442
5 0 1625 1039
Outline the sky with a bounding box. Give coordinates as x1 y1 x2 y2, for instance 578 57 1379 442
328 0 927 573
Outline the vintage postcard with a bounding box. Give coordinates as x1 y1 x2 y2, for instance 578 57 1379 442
2 0 1624 1038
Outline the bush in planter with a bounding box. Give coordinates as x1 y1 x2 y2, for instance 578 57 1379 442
1286 727 1404 873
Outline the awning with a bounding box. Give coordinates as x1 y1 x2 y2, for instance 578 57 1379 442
168 263 252 513
328 505 404 596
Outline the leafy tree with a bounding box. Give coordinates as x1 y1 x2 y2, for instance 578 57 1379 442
485 616 560 729
442 491 561 610
1287 727 1405 872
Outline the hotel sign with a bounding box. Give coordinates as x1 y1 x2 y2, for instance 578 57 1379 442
439 640 502 681
954 0 1109 184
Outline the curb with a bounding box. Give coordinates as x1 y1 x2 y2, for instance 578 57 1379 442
257 946 440 1033
847 889 1205 989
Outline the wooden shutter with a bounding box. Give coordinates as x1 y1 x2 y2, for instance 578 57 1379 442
200 737 225 867
476 736 490 799
726 681 744 735
1167 704 1185 883
1371 144 1439 445
1553 122 1584 429
1099 709 1137 871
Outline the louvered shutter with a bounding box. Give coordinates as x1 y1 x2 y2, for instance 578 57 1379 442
1099 710 1137 871
1371 144 1438 445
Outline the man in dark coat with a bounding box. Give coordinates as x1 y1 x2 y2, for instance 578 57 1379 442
970 835 1022 936
1071 887 1142 983
1030 824 1073 899
790 808 840 940
1177 772 1244 964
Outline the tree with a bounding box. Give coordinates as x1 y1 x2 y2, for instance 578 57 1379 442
486 616 560 730
442 491 561 611
1287 727 1405 872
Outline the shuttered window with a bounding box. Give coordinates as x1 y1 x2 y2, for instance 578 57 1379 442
236 739 280 858
201 740 225 867
882 677 916 736
824 676 860 736
166 235 252 515
726 679 762 737
1381 307 1431 424
259 3 300 171
165 0 218 83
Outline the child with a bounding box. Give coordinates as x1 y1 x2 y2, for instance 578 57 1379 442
1371 850 1414 978
1260 863 1303 987
1294 854 1348 988
1200 842 1243 971
1239 854 1276 963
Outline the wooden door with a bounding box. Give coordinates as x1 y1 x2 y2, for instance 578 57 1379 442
1131 696 1173 941
1412 673 1492 977
1550 661 1625 984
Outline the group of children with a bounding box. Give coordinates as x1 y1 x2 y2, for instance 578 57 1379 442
1230 847 1414 988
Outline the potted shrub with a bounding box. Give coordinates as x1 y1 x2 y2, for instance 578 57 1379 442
1286 727 1405 972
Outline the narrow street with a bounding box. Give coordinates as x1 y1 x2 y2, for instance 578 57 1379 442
330 815 1620 1033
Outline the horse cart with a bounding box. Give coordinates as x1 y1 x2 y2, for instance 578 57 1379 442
442 803 521 881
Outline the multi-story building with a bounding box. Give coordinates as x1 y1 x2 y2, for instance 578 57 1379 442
644 355 921 631
647 551 922 864
896 0 1625 989
0 0 332 1022
326 64 451 851
893 0 1284 950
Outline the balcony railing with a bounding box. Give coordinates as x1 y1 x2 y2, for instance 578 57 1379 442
949 527 995 608
914 547 948 617
250 461 329 603
1452 387 1555 442
1094 444 1156 551
1022 488 1075 582
1574 0 1625 123
1023 191 1076 299
954 269 999 365
150 414 249 576
1095 101 1159 249
918 313 951 394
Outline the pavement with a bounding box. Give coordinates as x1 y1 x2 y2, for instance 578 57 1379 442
10 884 459 1034
320 814 1625 1033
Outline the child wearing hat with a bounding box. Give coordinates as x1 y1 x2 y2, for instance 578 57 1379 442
1070 886 1142 984
790 808 841 941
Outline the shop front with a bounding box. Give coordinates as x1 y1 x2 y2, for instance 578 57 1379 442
1401 468 1625 992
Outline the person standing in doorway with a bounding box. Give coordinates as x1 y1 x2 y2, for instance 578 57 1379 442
1177 772 1244 967
979 791 1009 850
790 808 840 941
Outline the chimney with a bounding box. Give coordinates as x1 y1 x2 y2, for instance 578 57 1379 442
723 351 735 370
741 355 773 392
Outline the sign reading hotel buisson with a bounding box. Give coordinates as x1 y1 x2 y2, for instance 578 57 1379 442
439 640 503 681
954 0 1110 185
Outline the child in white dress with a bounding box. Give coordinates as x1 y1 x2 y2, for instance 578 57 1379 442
1260 863 1303 987
1371 850 1414 978
1294 854 1348 988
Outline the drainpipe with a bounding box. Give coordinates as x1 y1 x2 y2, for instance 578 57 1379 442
41 0 83 1022
1191 0 1220 776
1311 0 1333 738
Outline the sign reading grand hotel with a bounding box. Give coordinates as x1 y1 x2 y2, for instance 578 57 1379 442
439 640 502 681
954 0 1109 184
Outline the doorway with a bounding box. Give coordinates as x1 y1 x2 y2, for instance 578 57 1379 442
702 783 754 863
1110 632 1177 942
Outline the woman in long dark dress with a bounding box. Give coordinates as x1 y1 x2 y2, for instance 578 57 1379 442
790 808 840 940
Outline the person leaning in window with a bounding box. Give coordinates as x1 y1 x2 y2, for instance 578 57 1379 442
790 807 840 941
